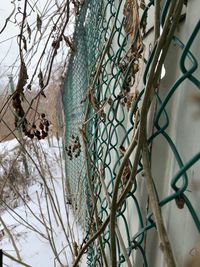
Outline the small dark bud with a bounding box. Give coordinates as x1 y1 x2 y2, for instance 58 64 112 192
39 123 44 130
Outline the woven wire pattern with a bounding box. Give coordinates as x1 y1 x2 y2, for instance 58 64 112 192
63 0 200 266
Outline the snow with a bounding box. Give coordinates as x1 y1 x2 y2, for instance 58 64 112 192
0 137 87 267
0 139 19 153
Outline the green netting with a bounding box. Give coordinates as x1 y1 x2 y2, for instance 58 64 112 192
63 0 200 266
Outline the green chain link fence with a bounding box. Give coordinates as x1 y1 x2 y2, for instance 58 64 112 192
63 0 200 266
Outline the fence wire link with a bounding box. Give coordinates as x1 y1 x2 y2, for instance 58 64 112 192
63 0 200 266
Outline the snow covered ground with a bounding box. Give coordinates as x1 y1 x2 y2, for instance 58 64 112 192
0 137 87 267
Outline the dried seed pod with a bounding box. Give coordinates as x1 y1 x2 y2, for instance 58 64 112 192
41 131 48 139
25 130 31 136
41 130 45 135
34 130 40 136
29 133 34 139
175 195 185 209
72 145 77 152
39 122 44 130
44 120 50 127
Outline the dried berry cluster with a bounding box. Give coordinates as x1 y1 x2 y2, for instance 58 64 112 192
118 48 141 111
118 89 138 112
65 135 81 160
12 90 50 140
118 3 144 112
22 113 50 140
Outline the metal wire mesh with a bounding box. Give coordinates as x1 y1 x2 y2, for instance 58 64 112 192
63 0 200 266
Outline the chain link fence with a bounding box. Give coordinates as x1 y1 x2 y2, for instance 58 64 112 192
63 0 200 266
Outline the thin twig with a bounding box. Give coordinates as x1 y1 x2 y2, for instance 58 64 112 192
142 141 176 267
154 0 161 42
3 251 31 267
0 217 21 261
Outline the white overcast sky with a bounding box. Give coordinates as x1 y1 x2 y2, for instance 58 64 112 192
0 1 74 90
0 1 19 82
